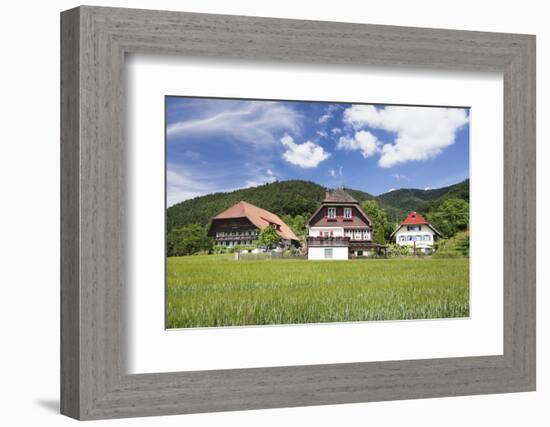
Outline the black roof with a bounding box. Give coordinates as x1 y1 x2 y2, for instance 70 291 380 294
323 188 358 204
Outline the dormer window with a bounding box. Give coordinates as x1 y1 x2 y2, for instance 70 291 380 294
344 207 352 219
327 207 336 219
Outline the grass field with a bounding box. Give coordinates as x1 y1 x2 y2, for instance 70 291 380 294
166 255 469 328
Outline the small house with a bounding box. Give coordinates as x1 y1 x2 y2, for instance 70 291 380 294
390 211 442 254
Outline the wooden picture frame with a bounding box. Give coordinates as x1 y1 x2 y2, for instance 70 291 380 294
60 5 536 420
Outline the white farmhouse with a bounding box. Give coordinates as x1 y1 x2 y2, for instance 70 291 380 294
390 211 442 254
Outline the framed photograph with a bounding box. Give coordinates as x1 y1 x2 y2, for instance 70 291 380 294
164 96 471 329
61 6 536 420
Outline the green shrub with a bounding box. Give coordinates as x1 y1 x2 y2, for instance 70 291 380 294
192 250 210 256
425 198 469 238
283 247 301 256
386 244 411 258
212 245 228 254
432 231 469 258
167 223 212 256
256 226 282 250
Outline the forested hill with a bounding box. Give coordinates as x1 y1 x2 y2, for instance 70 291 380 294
167 179 469 232
377 179 469 222
168 180 330 232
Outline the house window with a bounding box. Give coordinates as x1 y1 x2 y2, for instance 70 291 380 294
407 225 421 231
328 207 336 219
354 230 362 240
344 207 352 219
324 248 333 259
363 230 370 240
344 230 353 238
424 235 431 241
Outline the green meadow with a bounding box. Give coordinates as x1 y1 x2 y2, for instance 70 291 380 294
166 255 469 328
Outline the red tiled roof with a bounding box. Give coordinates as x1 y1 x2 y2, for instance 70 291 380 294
390 211 443 238
401 211 429 225
213 201 299 241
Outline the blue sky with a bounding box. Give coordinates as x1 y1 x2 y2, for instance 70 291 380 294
166 96 469 206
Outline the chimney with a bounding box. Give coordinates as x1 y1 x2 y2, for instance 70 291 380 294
325 190 330 200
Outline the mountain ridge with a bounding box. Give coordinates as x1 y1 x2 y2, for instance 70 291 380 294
167 179 469 232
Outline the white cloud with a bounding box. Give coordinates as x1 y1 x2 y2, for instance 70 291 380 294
167 100 301 147
316 130 328 138
387 188 397 192
337 130 380 158
168 164 277 205
318 113 331 124
343 105 469 167
344 105 383 129
424 186 432 191
329 165 343 177
245 169 277 188
280 134 330 168
331 127 342 134
166 169 211 206
392 173 408 181
183 150 201 160
318 104 342 124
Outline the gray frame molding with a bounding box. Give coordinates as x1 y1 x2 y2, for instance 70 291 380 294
60 6 536 420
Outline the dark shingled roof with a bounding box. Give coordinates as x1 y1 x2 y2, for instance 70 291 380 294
306 188 373 227
323 188 358 204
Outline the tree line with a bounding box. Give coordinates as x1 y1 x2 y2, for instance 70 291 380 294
166 196 469 257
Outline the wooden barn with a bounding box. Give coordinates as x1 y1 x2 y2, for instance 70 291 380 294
207 201 299 249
